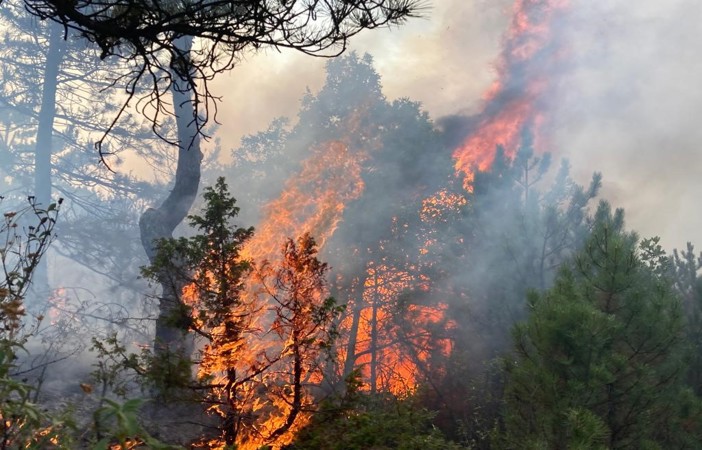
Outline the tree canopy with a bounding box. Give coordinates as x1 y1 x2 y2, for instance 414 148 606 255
20 0 424 144
501 202 701 449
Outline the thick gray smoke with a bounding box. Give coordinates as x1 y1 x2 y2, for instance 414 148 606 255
553 0 702 248
216 0 702 249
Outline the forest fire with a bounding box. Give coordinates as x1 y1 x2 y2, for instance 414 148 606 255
351 270 453 395
47 288 67 325
453 0 569 189
239 139 366 264
189 137 367 450
187 1 572 446
0 0 696 446
214 0 575 412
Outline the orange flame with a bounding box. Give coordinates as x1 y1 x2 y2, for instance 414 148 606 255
47 288 68 325
240 139 366 265
190 2 576 435
339 261 454 396
453 0 569 189
194 121 368 448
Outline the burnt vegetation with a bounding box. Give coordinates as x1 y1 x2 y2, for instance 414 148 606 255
0 0 701 449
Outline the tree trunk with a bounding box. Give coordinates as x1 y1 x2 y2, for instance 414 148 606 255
369 274 379 394
139 36 202 352
30 22 64 307
342 289 363 380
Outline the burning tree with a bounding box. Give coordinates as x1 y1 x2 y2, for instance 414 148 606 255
224 52 463 396
449 0 571 189
142 178 340 449
216 233 341 448
3 0 426 365
95 0 426 357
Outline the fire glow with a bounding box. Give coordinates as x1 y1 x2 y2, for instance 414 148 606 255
186 0 568 447
453 0 569 189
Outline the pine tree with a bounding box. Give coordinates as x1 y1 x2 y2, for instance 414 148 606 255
142 178 341 448
500 202 700 449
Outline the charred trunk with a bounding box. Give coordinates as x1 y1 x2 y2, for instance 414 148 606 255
369 275 379 394
342 289 363 379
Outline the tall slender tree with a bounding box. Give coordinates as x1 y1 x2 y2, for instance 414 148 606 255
0 0 172 308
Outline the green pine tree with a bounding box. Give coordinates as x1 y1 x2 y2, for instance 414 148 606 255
500 202 701 449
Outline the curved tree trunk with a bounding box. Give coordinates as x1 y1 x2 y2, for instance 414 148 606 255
139 35 202 352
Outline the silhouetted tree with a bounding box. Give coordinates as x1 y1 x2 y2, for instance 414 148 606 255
0 0 171 311
426 134 602 445
670 242 702 395
22 0 423 144
224 53 459 395
111 3 422 354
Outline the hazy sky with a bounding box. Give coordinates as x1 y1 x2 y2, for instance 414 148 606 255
210 0 702 251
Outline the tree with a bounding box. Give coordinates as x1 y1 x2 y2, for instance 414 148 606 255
110 2 422 355
500 202 700 449
0 196 61 342
0 197 74 448
9 0 423 358
449 137 601 363
669 242 702 395
142 177 340 448
22 0 424 143
223 53 462 397
141 177 253 358
290 386 462 450
415 135 602 445
0 0 174 316
216 232 340 448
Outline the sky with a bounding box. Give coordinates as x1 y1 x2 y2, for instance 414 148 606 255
209 0 702 251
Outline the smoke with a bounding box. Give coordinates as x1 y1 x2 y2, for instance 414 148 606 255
202 0 702 400
212 0 702 249
368 0 702 248
552 0 702 248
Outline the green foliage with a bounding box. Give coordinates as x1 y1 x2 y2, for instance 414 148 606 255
0 197 76 448
429 134 602 445
87 334 192 448
289 374 462 450
0 340 75 449
669 242 702 395
140 177 344 448
90 333 194 405
89 333 137 399
500 202 700 449
93 398 182 450
141 177 254 333
0 196 62 340
464 132 602 332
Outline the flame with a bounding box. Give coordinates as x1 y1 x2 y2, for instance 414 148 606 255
339 261 454 395
47 288 68 325
453 0 569 189
240 140 366 265
193 121 367 448
337 0 571 396
420 189 467 224
188 2 576 436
